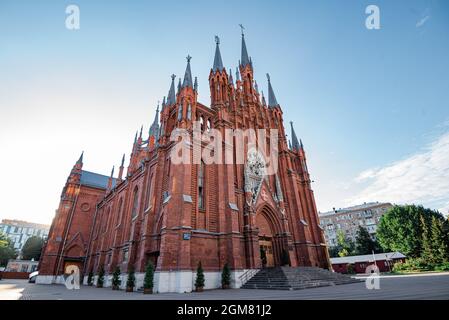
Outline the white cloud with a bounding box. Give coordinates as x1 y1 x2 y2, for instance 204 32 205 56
346 131 449 216
416 15 430 28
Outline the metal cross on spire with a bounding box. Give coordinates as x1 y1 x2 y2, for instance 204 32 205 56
186 54 192 62
239 24 245 35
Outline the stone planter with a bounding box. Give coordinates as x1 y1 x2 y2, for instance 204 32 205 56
143 288 153 294
112 285 119 290
222 284 230 289
126 286 134 292
96 284 103 288
196 286 204 292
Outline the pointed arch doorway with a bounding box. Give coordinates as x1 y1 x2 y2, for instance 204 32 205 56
256 207 280 268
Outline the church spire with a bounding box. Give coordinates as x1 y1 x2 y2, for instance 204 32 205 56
167 74 176 105
228 69 234 85
290 121 300 151
149 102 160 142
267 73 279 107
182 55 193 88
194 77 198 92
118 153 125 182
239 24 250 67
236 67 240 82
212 36 224 72
177 78 181 93
77 151 84 165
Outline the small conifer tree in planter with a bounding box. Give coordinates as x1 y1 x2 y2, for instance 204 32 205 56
221 263 231 289
111 266 121 290
126 267 135 292
143 262 154 294
195 261 205 292
87 271 94 286
96 266 105 288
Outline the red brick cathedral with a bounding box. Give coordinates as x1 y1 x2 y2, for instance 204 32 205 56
38 31 330 292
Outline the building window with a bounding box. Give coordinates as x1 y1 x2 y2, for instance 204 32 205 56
116 198 123 227
198 161 205 209
123 248 129 262
131 187 139 219
145 173 153 210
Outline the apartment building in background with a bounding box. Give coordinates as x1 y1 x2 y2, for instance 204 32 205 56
319 202 393 247
0 219 50 251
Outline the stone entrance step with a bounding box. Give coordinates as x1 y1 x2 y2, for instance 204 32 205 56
241 266 360 290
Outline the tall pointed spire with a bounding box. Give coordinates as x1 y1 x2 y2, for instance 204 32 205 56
254 80 259 94
236 67 240 81
177 78 181 93
290 121 300 151
139 125 143 139
77 151 84 165
167 74 176 105
212 36 224 72
110 165 115 178
239 24 250 67
261 90 266 106
267 73 279 107
149 102 160 139
134 131 138 144
228 69 234 85
182 55 193 88
118 153 125 182
194 77 198 92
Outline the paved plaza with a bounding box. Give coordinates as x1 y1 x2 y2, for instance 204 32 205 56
1 273 448 300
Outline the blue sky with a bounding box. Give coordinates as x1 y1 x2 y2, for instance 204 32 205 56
0 0 448 223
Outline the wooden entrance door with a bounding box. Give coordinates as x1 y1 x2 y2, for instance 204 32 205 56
259 239 274 267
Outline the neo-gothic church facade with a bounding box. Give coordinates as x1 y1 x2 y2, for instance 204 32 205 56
38 32 330 292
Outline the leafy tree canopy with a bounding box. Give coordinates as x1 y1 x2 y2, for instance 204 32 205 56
377 204 445 257
21 236 44 261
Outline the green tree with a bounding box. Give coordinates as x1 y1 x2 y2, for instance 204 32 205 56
195 261 205 290
354 226 380 255
336 230 354 257
0 232 17 267
376 204 444 257
87 270 94 286
143 262 154 290
221 263 231 288
96 265 105 287
420 214 434 263
111 266 121 289
126 267 136 290
328 246 339 258
21 236 44 260
430 216 449 264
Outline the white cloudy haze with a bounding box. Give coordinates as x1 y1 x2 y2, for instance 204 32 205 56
344 128 449 215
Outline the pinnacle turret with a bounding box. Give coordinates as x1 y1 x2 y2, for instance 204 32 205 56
182 55 193 88
267 73 279 107
290 121 300 151
212 36 224 72
167 74 176 105
239 24 251 67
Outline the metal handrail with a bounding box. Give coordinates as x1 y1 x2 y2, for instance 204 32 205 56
239 268 260 285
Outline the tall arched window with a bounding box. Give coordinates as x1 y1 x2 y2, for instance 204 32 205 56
145 173 153 210
198 161 205 209
115 198 123 228
131 187 139 219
